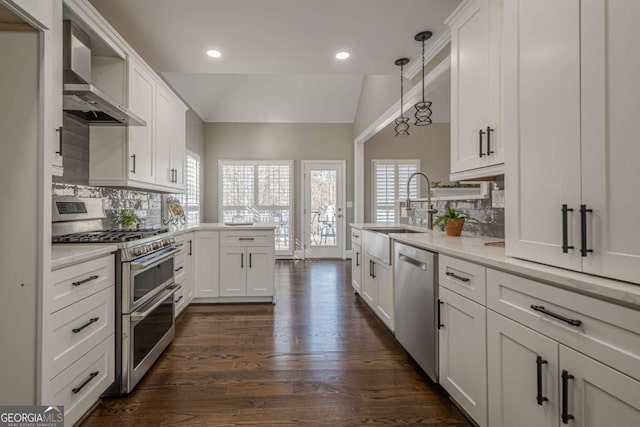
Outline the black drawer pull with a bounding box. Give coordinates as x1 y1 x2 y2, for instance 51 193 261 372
445 271 470 282
72 371 99 394
353 233 360 238
530 305 582 327
72 317 99 334
437 299 444 329
238 237 255 241
536 356 549 405
561 204 574 253
175 266 184 272
175 295 184 303
72 275 99 287
561 370 575 424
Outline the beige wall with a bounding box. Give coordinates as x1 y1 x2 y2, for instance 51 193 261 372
203 122 354 252
364 122 451 222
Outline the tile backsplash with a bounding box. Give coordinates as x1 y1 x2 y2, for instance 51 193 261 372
401 198 504 239
52 183 162 228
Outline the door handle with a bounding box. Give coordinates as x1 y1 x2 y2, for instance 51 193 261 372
486 126 494 155
479 129 486 157
130 154 136 174
561 204 574 253
371 261 376 278
55 126 63 156
536 356 549 405
561 370 575 424
241 252 244 269
355 252 360 267
580 205 593 257
399 253 426 270
445 271 469 282
437 299 444 329
249 253 252 268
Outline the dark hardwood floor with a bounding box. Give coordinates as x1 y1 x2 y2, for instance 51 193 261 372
81 260 470 426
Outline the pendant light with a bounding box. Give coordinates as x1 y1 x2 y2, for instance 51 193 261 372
394 58 410 138
414 31 433 126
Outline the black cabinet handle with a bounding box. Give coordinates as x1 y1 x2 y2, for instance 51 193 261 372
561 370 575 424
175 266 184 272
580 205 593 257
437 299 444 329
55 126 63 156
188 240 192 256
561 204 574 253
72 317 99 334
536 356 549 405
241 252 244 269
530 305 582 327
356 252 360 267
72 371 99 394
239 237 255 241
249 253 252 268
371 261 376 278
445 271 470 282
479 129 486 157
175 295 184 303
486 126 494 155
130 154 136 174
72 275 99 287
369 260 373 278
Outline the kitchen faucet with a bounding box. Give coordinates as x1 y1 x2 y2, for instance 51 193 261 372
405 171 437 230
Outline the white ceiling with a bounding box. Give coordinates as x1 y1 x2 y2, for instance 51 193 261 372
89 0 460 123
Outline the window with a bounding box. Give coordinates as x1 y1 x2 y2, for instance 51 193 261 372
372 159 420 223
219 160 293 255
176 151 201 225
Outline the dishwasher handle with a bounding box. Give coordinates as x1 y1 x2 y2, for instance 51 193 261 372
398 253 427 271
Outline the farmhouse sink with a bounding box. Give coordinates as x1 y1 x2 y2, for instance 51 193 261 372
361 228 426 265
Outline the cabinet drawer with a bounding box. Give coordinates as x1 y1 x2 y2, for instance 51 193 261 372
220 230 273 247
174 284 186 317
174 256 186 283
487 268 640 381
439 255 486 305
47 287 114 378
50 255 114 313
49 335 114 426
351 229 362 245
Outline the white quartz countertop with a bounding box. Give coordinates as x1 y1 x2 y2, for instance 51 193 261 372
350 223 427 232
170 223 277 236
390 231 640 309
51 244 117 270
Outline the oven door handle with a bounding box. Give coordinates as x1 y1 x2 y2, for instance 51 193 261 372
130 247 181 270
130 286 177 323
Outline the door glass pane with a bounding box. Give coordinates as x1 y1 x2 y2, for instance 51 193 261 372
309 169 337 247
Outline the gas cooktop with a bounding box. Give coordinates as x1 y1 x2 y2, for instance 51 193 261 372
52 227 170 243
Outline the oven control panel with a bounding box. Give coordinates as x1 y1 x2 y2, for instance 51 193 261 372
129 237 176 258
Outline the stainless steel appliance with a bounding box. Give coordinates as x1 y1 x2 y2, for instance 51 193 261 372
52 196 179 394
394 242 438 382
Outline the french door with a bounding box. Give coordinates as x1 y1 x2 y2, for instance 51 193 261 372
302 161 345 259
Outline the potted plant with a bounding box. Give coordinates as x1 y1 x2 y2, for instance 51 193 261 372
432 204 477 236
112 209 140 229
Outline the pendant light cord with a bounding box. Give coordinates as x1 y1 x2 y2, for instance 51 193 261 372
400 63 405 118
421 39 425 102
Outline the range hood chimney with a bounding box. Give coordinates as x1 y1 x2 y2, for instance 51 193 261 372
63 21 145 126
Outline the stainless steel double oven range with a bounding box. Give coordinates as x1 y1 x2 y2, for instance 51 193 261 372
52 196 180 395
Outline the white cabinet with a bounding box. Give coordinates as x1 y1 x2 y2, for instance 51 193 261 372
155 85 186 191
127 57 155 184
3 0 53 29
193 232 219 298
351 242 362 294
219 230 275 299
446 0 503 181
361 253 393 331
439 287 487 426
504 0 640 283
174 233 194 316
50 0 63 175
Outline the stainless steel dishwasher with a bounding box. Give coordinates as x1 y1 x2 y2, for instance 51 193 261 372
394 242 438 382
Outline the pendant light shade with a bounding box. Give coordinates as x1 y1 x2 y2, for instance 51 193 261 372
394 58 410 138
414 31 433 126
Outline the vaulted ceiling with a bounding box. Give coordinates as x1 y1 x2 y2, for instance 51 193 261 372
89 0 460 123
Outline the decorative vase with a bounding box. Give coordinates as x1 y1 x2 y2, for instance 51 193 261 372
445 217 465 236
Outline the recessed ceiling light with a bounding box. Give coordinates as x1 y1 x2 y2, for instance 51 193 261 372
335 51 350 60
206 49 222 58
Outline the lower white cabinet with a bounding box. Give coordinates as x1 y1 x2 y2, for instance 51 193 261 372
439 286 487 426
193 231 219 298
219 230 275 298
361 253 393 331
487 309 640 427
174 232 194 317
351 242 362 294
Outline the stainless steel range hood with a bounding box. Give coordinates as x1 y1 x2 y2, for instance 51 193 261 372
63 21 145 126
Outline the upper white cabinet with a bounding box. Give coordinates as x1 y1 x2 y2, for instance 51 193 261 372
155 85 186 191
447 0 503 181
4 0 53 29
504 0 640 283
127 57 155 184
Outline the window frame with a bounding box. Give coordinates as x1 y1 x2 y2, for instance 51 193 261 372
176 150 201 226
218 159 294 256
371 159 421 223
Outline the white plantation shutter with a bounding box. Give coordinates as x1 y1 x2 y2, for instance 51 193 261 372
372 160 420 223
175 151 201 225
220 160 293 255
